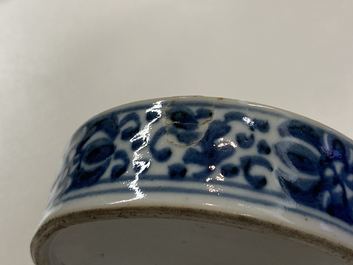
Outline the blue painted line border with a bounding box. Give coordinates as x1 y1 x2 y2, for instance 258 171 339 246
96 176 287 199
60 185 353 236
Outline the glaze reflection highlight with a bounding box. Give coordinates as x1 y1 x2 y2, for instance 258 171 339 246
49 97 353 230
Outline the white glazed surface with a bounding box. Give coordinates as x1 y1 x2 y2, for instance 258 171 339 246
48 218 343 265
31 97 353 264
1 1 353 265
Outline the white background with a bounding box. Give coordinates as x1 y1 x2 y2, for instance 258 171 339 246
0 1 352 264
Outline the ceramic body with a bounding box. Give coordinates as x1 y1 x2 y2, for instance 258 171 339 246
31 97 353 265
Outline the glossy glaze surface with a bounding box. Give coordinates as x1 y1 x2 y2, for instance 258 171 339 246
51 97 353 227
32 97 353 265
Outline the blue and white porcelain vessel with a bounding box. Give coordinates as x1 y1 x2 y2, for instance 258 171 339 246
31 96 353 265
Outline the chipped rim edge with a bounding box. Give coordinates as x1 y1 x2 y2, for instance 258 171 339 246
71 95 353 149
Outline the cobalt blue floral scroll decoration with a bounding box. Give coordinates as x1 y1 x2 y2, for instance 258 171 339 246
275 120 353 225
49 99 353 229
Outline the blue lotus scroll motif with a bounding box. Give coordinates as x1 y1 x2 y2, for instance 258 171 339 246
275 120 353 224
39 96 353 265
182 120 236 179
164 108 273 185
52 111 134 200
49 101 353 229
